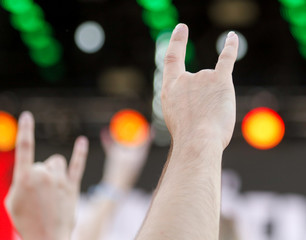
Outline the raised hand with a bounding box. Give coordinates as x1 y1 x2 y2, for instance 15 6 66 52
136 24 238 240
100 128 152 192
5 111 89 240
162 24 238 149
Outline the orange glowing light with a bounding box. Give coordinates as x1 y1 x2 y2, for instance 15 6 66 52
0 112 18 152
242 107 285 150
110 109 149 146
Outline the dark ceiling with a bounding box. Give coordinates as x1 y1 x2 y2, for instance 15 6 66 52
1 0 305 91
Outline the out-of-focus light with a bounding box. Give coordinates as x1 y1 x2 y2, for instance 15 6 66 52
155 31 195 69
242 107 285 150
2 0 33 14
216 31 248 61
208 0 259 27
29 39 62 67
155 36 170 70
110 109 150 146
142 6 178 30
21 24 52 49
291 25 306 43
136 0 171 11
10 4 45 32
298 44 306 58
74 21 105 54
279 0 305 8
0 112 17 152
281 7 306 26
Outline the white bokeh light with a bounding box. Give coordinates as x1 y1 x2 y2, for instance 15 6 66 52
216 31 248 61
74 21 105 54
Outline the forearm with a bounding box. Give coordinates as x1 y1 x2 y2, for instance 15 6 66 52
136 138 223 240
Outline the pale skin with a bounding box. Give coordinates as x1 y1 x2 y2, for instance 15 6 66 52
5 23 238 240
73 128 151 240
135 23 238 240
5 111 89 240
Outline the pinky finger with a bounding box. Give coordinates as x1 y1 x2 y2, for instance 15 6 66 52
68 136 89 187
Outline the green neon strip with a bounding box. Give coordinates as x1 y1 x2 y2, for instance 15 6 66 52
10 4 45 32
21 24 53 49
29 40 62 67
2 0 33 14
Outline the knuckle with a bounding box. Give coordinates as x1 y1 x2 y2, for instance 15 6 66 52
53 154 67 167
195 69 215 80
56 178 67 190
33 164 53 185
17 138 32 150
164 52 178 65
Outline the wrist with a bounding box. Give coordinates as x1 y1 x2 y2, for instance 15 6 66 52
170 133 224 168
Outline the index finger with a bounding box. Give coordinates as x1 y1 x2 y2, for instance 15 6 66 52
163 23 188 83
68 136 89 187
215 31 239 76
14 111 35 179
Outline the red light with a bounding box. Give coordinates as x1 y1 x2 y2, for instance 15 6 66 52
110 109 149 146
242 107 285 150
0 112 18 152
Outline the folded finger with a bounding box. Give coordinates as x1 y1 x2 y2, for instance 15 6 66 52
45 154 67 178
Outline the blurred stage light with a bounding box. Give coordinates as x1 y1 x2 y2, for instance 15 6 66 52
98 67 145 97
21 23 52 49
208 0 259 27
74 21 105 54
142 5 178 31
2 0 33 14
29 39 62 67
110 109 150 146
281 7 306 26
137 0 171 11
10 4 45 32
1 1 63 71
279 0 305 8
0 112 17 152
242 107 285 150
216 31 248 61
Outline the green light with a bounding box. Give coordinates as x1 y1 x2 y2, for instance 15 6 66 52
21 24 53 49
281 6 306 26
142 6 178 30
290 25 306 43
10 4 45 32
298 44 306 58
2 0 33 14
29 40 62 67
186 41 195 64
136 0 171 11
279 0 305 8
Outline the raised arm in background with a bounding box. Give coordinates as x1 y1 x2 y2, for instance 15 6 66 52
73 128 151 240
5 111 89 240
136 23 239 240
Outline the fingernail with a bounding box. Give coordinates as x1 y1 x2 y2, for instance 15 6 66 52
173 23 185 34
78 136 88 148
227 31 236 39
19 111 33 124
